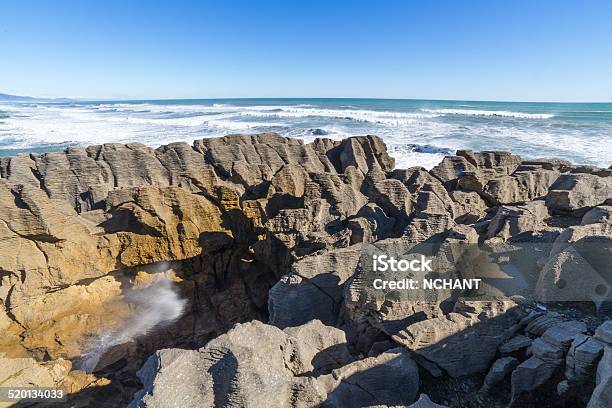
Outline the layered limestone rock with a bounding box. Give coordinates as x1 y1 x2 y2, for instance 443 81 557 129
547 174 612 212
0 353 103 408
129 320 413 408
588 321 612 408
0 134 610 407
392 300 525 378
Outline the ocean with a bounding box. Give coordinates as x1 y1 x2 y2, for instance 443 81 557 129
0 98 610 169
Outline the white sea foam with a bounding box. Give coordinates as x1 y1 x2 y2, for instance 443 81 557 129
206 118 286 130
421 108 554 119
2 100 610 169
238 106 439 125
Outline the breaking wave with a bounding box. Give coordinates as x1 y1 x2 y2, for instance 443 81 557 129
1 99 610 169
421 108 554 119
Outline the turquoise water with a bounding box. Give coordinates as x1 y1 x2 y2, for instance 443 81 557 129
1 98 610 169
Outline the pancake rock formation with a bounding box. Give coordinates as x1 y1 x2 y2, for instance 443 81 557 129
0 133 609 407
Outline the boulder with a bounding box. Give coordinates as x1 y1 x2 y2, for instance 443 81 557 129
482 168 560 205
268 245 363 328
319 348 419 407
565 334 604 383
535 246 611 305
546 174 612 212
450 190 487 223
283 320 354 374
333 135 395 174
581 205 612 225
510 356 562 406
531 337 564 361
482 356 519 391
392 300 523 378
486 200 549 240
130 320 348 408
587 345 612 408
499 334 533 354
430 155 476 189
594 320 612 345
541 320 587 350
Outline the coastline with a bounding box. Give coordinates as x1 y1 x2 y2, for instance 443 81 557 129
1 98 611 169
0 133 610 407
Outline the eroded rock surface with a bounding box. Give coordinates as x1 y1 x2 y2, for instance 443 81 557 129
0 134 610 407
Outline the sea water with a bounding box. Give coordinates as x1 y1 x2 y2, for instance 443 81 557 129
1 98 610 169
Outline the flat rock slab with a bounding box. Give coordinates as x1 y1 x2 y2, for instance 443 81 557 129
532 337 564 361
500 334 533 354
542 321 587 350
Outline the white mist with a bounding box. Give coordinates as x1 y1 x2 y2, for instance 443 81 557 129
77 278 186 373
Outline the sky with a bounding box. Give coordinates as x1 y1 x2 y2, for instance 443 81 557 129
1 0 611 102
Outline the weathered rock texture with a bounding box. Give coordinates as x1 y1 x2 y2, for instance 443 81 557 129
0 134 610 407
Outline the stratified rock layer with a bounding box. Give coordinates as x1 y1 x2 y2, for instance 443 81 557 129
0 134 610 407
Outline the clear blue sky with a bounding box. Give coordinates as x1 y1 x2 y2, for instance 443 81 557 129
1 0 611 101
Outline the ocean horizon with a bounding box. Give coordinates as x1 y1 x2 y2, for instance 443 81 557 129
1 97 611 169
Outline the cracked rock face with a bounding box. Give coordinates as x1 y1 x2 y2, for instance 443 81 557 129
0 133 610 407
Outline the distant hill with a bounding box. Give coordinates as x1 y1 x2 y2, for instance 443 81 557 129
0 92 37 101
0 92 72 102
